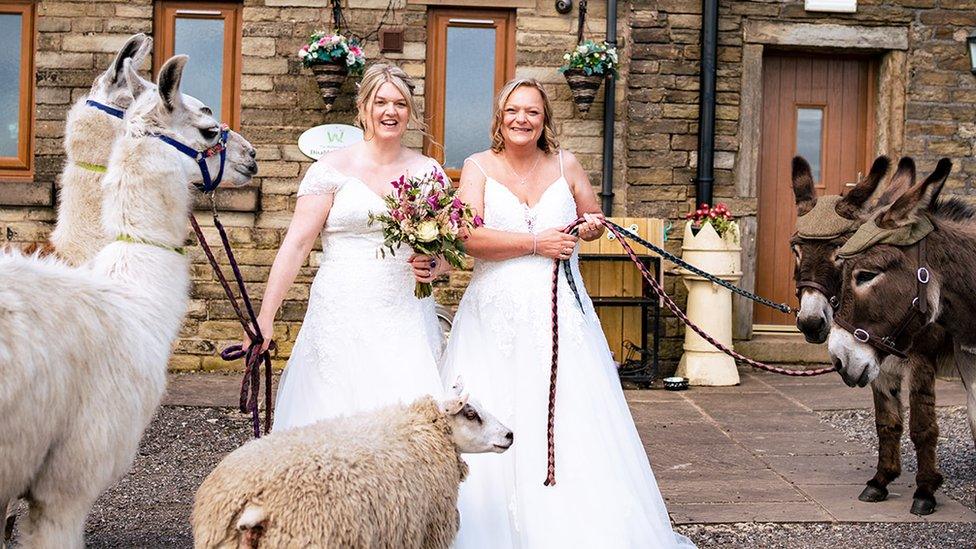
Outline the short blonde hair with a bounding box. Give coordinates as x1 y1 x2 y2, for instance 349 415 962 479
355 63 425 140
490 78 559 154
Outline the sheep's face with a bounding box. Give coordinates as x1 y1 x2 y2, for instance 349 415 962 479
441 393 513 454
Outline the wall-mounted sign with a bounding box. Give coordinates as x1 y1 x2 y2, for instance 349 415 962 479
298 124 364 160
804 0 856 13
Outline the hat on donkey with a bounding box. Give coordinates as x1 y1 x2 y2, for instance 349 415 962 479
794 195 860 240
837 210 934 259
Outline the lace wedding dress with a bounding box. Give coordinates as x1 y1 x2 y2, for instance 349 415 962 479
440 152 695 548
272 159 445 431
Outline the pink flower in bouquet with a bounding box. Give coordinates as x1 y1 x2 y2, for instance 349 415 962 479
368 170 481 298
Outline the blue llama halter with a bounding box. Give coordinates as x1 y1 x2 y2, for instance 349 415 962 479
794 195 859 240
85 99 125 119
154 125 230 193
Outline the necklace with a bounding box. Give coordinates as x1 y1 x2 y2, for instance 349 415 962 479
504 152 543 186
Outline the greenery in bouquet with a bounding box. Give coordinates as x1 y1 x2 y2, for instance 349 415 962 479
298 31 366 75
368 170 483 298
684 202 739 241
558 39 619 77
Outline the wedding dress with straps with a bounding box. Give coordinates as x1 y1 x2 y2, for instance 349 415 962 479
440 151 695 548
272 158 446 431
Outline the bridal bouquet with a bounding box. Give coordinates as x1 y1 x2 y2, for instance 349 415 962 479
369 170 483 298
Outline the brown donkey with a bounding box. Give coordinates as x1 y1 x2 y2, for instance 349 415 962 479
828 157 976 513
791 155 952 515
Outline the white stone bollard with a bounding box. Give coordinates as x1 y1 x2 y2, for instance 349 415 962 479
675 221 742 386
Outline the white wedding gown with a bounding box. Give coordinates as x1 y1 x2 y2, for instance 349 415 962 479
272 159 445 431
441 153 695 548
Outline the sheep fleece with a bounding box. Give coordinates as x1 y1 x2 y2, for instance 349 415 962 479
192 397 469 548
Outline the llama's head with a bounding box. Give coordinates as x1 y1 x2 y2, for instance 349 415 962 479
441 378 513 454
125 54 257 189
828 158 952 387
88 33 154 113
66 34 153 158
791 155 892 343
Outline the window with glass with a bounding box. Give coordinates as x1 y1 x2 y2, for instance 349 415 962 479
796 106 824 183
425 9 515 181
0 2 34 177
154 1 242 129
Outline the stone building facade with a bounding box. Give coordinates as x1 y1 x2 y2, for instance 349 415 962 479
1 0 974 373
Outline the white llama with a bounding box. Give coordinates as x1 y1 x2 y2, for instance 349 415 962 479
49 33 154 265
0 54 257 548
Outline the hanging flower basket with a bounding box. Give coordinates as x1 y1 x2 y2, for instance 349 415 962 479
299 31 366 111
309 61 348 111
562 69 605 113
558 39 619 115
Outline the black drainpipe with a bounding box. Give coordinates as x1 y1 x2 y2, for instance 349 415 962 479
695 0 718 208
599 0 617 215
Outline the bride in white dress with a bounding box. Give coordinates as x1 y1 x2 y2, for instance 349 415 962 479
246 64 449 430
441 78 695 548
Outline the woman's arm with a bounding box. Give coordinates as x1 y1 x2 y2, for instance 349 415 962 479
562 150 605 241
247 194 332 351
459 156 578 261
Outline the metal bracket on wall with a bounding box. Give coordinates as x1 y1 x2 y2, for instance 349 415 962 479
555 0 572 15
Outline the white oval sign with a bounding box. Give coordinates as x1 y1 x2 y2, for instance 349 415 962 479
298 124 364 160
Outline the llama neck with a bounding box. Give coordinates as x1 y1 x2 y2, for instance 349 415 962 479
50 97 125 265
101 136 191 248
928 221 976 347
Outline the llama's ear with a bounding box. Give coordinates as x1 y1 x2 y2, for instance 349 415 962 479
791 156 816 216
877 158 951 228
123 59 150 101
157 55 188 113
108 33 148 85
836 155 889 218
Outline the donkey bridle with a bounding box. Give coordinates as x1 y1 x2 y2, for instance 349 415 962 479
795 280 839 310
833 238 930 360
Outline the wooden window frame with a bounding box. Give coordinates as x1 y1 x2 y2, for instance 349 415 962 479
154 1 243 130
0 1 35 180
424 8 516 181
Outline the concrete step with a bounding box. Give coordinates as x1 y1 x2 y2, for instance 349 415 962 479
736 333 831 365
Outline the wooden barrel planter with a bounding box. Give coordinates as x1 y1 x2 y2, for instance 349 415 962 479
309 61 348 111
563 69 605 113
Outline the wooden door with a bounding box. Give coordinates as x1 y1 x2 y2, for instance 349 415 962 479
754 53 876 328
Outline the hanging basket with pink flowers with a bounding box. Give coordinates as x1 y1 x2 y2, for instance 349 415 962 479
299 31 366 111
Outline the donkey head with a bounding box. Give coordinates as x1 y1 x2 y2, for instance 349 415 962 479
791 155 890 343
125 55 257 189
88 33 153 111
828 159 952 387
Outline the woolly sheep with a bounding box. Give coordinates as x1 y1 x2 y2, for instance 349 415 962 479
191 385 513 548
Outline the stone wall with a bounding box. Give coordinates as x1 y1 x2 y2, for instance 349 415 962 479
0 0 624 372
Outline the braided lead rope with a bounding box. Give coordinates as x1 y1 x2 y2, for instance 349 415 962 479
602 219 794 315
542 218 837 485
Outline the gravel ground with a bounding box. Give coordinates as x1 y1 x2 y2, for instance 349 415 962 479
7 405 974 548
819 405 976 514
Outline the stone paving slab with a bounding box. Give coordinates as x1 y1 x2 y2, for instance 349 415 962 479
733 430 871 457
668 502 833 524
798 484 976 523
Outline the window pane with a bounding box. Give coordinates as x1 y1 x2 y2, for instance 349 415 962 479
0 13 23 158
174 16 224 118
796 107 823 182
444 26 495 169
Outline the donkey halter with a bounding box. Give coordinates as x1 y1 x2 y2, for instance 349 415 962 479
832 237 931 360
154 124 230 193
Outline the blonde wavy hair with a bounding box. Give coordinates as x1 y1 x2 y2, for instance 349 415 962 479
490 78 559 154
355 63 425 140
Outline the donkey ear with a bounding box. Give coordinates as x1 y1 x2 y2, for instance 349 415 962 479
107 33 148 85
157 55 188 113
877 158 951 228
791 156 816 216
873 156 916 209
123 59 150 101
836 155 889 218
